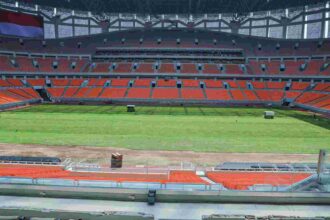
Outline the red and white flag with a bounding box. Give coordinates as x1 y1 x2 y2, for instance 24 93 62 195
0 10 44 38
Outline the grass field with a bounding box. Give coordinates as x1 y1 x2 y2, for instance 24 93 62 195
0 104 329 154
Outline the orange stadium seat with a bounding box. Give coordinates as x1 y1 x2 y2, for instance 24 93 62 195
152 88 179 99
126 88 151 99
113 63 132 73
182 79 200 87
73 87 89 98
46 88 65 98
27 78 46 86
133 79 152 87
181 63 198 74
157 79 177 87
225 64 243 74
52 79 70 86
243 90 259 101
135 63 154 73
88 78 107 86
205 89 231 100
181 88 205 99
204 80 223 88
84 88 104 98
159 63 176 73
230 90 246 101
99 88 127 98
111 78 130 87
203 64 220 74
63 87 79 98
291 82 310 90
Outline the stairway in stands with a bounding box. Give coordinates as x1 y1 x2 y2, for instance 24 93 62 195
35 88 51 102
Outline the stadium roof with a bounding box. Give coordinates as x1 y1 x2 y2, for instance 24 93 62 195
17 0 327 14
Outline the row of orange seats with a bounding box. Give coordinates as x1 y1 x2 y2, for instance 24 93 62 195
1 78 324 91
0 55 88 73
91 62 245 74
46 87 290 102
0 88 40 105
249 60 329 75
0 164 206 184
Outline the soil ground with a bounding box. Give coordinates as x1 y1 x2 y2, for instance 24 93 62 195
0 143 318 167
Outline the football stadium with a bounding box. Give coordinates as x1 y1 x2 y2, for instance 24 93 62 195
0 0 330 219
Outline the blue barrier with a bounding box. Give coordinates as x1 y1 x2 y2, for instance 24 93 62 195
0 177 224 191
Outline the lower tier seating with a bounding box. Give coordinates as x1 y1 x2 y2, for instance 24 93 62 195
0 77 329 112
0 164 313 189
0 164 206 184
207 171 311 190
0 88 41 105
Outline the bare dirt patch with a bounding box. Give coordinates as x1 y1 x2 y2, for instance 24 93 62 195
0 143 319 167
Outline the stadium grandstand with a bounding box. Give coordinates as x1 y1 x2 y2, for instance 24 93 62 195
0 0 329 219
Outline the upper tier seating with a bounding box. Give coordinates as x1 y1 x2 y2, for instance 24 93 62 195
266 81 286 89
159 63 176 73
113 63 132 73
51 79 70 86
226 80 238 88
93 63 110 72
27 78 46 86
203 64 220 74
69 79 84 86
111 79 130 87
182 79 200 87
283 60 304 75
302 60 323 75
313 83 330 91
1 54 329 76
135 63 154 73
204 80 223 88
88 79 107 86
181 63 198 74
0 55 17 71
16 56 36 72
157 79 177 87
133 79 152 87
291 82 310 90
36 58 53 72
251 81 266 89
6 78 23 86
0 55 88 73
225 64 243 74
237 80 247 88
2 28 329 57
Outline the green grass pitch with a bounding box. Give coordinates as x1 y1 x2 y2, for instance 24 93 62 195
0 104 329 154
